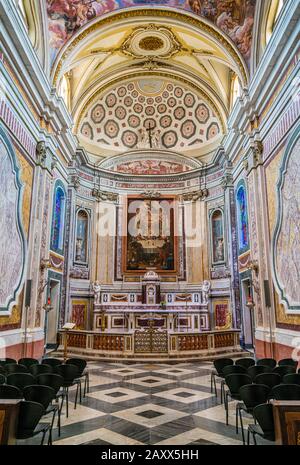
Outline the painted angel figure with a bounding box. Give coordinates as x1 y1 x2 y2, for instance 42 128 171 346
92 281 101 305
202 280 211 304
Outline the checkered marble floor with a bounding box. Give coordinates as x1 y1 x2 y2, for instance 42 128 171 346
19 361 272 446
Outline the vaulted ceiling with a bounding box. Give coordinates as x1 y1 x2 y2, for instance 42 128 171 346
45 2 258 162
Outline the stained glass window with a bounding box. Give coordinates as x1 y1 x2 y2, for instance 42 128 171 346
236 184 249 252
51 185 66 253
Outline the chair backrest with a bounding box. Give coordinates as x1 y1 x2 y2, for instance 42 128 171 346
16 401 45 439
256 358 277 368
6 373 36 391
248 365 272 380
55 364 80 382
5 363 29 374
272 365 296 377
278 358 298 367
253 403 275 441
213 358 234 375
0 374 5 385
29 364 53 376
235 358 255 369
254 373 281 389
66 358 87 375
222 365 247 376
23 385 56 409
282 373 300 385
18 358 39 368
42 358 62 368
225 374 252 397
0 366 5 375
272 384 300 400
0 384 23 399
0 358 17 365
239 384 270 409
36 374 63 395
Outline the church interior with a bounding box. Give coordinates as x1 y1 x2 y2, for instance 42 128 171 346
0 0 300 447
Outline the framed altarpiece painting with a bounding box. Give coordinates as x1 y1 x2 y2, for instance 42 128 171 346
123 196 178 275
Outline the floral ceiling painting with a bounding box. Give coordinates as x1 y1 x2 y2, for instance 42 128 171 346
47 0 256 64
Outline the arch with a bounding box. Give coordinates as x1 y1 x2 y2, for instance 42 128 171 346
51 9 249 89
236 180 250 255
0 124 27 313
272 124 300 312
74 208 89 264
210 208 225 264
50 180 67 255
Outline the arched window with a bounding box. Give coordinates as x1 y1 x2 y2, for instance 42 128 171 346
75 209 89 263
236 182 250 254
231 74 241 109
266 0 284 44
51 183 66 254
211 210 225 263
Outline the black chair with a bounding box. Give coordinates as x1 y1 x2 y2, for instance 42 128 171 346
23 385 58 443
0 366 5 375
254 373 281 391
247 365 272 380
247 403 275 445
272 365 296 378
223 374 252 427
210 358 234 399
5 363 29 374
272 384 300 400
235 358 255 369
237 384 270 444
66 358 89 396
257 358 276 369
278 358 298 368
282 373 300 385
16 401 51 445
6 373 36 393
30 364 53 376
54 364 81 417
0 374 5 385
36 374 65 435
42 358 62 368
18 358 39 368
221 365 247 402
0 384 22 399
0 358 17 365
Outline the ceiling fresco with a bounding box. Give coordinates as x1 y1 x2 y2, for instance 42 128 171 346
78 78 223 155
47 0 257 64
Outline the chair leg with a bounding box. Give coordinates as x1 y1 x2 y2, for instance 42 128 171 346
239 408 245 445
79 380 82 404
41 430 46 446
252 432 257 445
87 372 89 393
210 372 213 393
49 409 56 444
48 427 53 446
225 392 229 425
247 427 250 445
66 387 69 418
74 383 79 409
235 405 239 434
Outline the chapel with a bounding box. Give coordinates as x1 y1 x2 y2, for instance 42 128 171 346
0 0 300 446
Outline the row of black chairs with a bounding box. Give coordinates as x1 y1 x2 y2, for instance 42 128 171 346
0 357 90 398
224 375 300 444
210 357 298 400
0 357 90 444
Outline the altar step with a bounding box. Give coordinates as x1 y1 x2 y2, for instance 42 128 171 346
51 347 250 363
